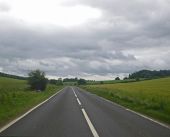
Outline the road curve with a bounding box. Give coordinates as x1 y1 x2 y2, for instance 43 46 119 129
0 86 170 137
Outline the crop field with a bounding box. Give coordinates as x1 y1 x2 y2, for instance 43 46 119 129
82 77 170 124
0 77 63 127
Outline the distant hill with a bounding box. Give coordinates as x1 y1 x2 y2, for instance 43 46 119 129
0 72 27 80
129 70 170 79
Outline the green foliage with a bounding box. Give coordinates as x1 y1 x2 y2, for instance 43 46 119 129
123 77 128 80
49 79 63 85
63 77 78 82
78 78 86 85
28 70 48 91
82 77 170 124
115 77 120 80
129 69 170 79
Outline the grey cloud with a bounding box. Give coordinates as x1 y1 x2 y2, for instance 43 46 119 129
0 0 170 79
0 2 10 12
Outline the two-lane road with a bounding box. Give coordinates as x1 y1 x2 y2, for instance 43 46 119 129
1 87 170 137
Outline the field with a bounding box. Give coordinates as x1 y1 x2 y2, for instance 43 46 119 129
82 77 170 124
0 77 63 127
86 79 143 85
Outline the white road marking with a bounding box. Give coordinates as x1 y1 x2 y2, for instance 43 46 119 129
77 98 82 106
72 87 100 137
72 87 78 98
0 88 64 133
81 108 100 137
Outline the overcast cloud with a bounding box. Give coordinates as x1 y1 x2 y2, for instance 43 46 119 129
0 0 170 80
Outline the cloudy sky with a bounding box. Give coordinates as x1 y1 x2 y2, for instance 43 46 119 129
0 0 170 80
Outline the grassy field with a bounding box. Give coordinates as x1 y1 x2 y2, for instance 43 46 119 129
81 77 170 124
86 79 143 85
0 77 63 127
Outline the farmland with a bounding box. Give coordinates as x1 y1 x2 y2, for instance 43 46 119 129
0 77 62 127
81 77 170 124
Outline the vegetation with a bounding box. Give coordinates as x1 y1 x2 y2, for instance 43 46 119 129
28 70 48 91
81 77 170 124
63 77 78 82
86 79 136 85
115 77 120 80
129 70 170 79
49 78 63 85
62 77 86 85
0 77 63 127
78 78 87 85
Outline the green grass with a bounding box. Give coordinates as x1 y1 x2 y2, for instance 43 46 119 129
0 77 63 127
81 77 170 124
86 79 139 85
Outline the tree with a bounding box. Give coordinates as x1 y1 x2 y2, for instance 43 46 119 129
49 79 57 85
100 81 104 84
28 70 48 91
123 77 128 80
78 78 86 85
115 77 120 80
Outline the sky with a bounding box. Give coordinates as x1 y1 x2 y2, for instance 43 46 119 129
0 0 170 80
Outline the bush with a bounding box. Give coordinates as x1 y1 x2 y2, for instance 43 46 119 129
115 77 120 80
78 79 86 85
28 70 48 91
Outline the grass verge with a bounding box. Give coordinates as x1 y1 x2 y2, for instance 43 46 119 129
0 77 63 127
81 77 170 125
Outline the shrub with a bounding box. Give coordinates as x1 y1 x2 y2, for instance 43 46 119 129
28 70 48 91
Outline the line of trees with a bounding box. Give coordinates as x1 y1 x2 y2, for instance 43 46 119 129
3 69 170 91
129 70 170 79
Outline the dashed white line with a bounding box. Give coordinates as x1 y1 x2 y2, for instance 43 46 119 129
81 108 99 137
72 87 100 137
77 98 82 106
72 87 78 98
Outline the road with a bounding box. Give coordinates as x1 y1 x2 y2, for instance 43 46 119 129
0 87 170 137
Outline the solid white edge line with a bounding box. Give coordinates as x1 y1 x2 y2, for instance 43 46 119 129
0 88 64 133
99 96 170 129
78 87 170 130
81 108 99 137
77 98 82 106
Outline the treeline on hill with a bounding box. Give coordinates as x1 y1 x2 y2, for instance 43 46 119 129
49 77 86 85
129 70 170 79
0 72 27 80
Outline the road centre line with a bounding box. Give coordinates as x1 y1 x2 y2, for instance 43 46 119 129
77 98 82 106
81 108 100 137
71 87 100 137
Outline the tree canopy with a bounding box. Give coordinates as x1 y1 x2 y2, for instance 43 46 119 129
129 70 170 79
28 70 48 91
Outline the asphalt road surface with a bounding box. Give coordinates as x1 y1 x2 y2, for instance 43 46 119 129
0 87 170 137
